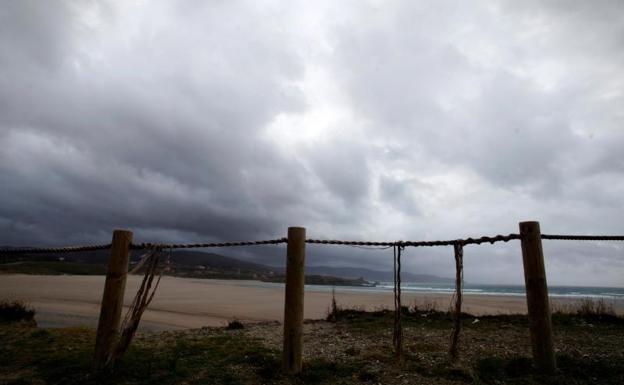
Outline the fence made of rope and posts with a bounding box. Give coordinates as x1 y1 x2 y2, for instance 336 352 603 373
2 221 624 375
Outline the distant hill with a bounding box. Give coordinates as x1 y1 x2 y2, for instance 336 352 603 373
0 248 452 285
303 266 453 283
164 250 276 273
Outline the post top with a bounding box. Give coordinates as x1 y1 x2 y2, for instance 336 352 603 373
287 227 306 238
112 229 133 234
519 221 541 234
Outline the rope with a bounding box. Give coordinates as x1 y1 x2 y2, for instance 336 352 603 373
111 247 169 364
541 234 624 241
0 244 111 254
0 238 288 255
393 245 404 361
346 244 395 250
449 243 464 361
3 232 624 256
131 238 288 250
305 234 521 247
128 250 153 274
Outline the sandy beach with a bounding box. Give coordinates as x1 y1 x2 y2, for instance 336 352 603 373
1 274 621 330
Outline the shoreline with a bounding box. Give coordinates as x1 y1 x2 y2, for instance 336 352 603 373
1 274 622 330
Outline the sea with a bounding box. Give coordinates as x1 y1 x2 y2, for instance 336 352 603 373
235 278 624 300
298 282 624 301
374 283 624 300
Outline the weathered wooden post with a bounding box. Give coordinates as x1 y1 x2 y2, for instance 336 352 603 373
519 221 556 374
283 227 306 374
93 229 132 371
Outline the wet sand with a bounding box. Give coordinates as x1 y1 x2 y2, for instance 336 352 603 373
1 275 620 330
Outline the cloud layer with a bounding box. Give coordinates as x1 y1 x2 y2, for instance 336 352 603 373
1 0 623 286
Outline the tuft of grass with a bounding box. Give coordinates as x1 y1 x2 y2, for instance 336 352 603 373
226 319 244 330
410 297 440 313
475 356 533 382
474 353 624 384
556 352 623 381
576 298 617 316
326 287 340 322
475 356 509 381
297 359 368 384
0 299 35 323
30 329 51 339
552 298 623 325
113 332 282 384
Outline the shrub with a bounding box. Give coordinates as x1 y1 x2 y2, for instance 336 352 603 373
576 298 616 317
226 319 244 330
326 287 341 322
410 298 439 313
0 299 36 323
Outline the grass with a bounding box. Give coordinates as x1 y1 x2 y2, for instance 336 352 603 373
226 319 244 330
320 298 623 384
0 323 375 385
0 297 622 384
552 298 623 325
327 296 623 330
0 324 281 385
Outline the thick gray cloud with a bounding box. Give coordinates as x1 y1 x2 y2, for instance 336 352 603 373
1 0 623 286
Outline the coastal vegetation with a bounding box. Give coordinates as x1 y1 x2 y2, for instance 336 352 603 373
0 299 35 324
1 298 622 384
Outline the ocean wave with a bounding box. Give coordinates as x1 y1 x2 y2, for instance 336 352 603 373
323 283 624 300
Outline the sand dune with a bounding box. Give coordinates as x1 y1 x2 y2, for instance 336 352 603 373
1 274 620 330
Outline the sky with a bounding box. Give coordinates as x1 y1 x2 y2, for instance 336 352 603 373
1 0 623 287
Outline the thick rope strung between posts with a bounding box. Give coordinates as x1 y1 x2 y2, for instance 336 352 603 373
541 234 624 241
0 239 287 255
110 247 171 364
0 244 111 255
393 244 404 361
131 238 288 250
449 243 464 361
306 234 521 247
5 232 624 255
347 244 395 250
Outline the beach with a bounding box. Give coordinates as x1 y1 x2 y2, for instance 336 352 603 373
1 274 621 330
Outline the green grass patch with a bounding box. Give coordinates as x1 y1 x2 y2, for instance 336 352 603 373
297 359 374 384
474 354 624 385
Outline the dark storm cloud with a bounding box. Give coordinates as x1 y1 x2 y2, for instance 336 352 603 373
1 1 622 286
0 0 306 245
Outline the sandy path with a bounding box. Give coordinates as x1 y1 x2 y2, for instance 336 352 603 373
1 275 620 330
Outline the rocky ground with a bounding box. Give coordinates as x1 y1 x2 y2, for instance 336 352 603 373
1 307 623 385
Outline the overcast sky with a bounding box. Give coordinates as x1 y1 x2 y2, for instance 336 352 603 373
1 0 623 286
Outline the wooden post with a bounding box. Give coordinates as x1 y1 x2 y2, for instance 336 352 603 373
93 229 132 371
519 221 556 374
283 227 306 374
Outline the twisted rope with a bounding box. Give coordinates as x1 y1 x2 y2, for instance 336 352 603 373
131 238 288 250
112 247 170 364
3 232 624 256
306 234 520 247
0 244 111 254
541 234 624 241
393 245 404 361
449 243 464 361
